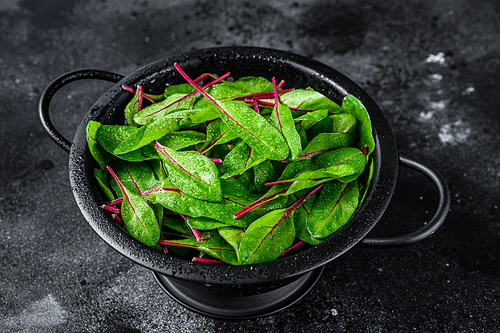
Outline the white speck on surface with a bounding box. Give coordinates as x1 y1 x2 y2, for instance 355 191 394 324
429 73 443 82
420 111 434 119
462 86 475 95
425 52 447 65
430 100 447 111
420 100 447 120
331 309 339 316
1 294 67 330
438 120 471 144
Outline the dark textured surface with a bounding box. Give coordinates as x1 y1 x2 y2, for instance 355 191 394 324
0 0 499 331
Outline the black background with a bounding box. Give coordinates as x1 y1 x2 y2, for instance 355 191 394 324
1 0 499 331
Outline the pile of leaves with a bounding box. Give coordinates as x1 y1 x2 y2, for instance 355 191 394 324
86 64 375 265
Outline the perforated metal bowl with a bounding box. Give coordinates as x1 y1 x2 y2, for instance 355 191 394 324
39 46 449 319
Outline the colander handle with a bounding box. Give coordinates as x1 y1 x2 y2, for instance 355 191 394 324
39 69 124 153
359 156 450 248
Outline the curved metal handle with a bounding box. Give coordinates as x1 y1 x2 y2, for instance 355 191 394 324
38 69 125 153
359 156 450 248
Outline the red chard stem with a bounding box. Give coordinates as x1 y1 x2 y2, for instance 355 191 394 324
279 240 305 258
111 214 124 227
192 257 226 265
101 204 120 214
107 198 123 206
233 189 289 219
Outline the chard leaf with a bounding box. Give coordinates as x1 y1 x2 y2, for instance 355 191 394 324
163 83 196 97
146 180 284 228
280 89 344 114
218 226 245 264
148 159 167 181
221 139 266 178
330 113 358 133
113 117 179 154
173 63 289 160
293 191 323 245
96 124 138 154
198 119 238 154
294 110 329 130
270 78 302 160
94 168 115 201
157 130 206 151
306 113 357 140
105 131 205 163
253 160 283 193
206 84 244 99
216 100 289 160
161 231 239 265
179 105 220 128
86 120 112 170
97 117 179 155
296 133 356 161
124 85 143 127
185 216 229 230
307 180 359 239
107 166 160 247
310 147 366 183
234 148 364 218
153 141 222 202
295 122 309 149
341 95 375 156
239 208 296 265
233 168 256 193
133 93 197 125
222 76 274 94
294 109 329 122
108 160 158 195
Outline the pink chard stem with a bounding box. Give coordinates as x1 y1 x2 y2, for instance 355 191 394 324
192 257 226 265
280 240 306 258
101 204 120 214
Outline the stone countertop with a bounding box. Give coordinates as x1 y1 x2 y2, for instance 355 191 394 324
1 0 499 332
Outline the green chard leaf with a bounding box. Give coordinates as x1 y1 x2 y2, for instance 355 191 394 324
173 64 289 160
270 78 303 160
86 120 112 170
184 216 229 230
153 141 222 202
239 184 322 264
133 92 197 125
107 160 158 196
307 180 359 239
294 109 329 130
295 133 356 161
341 95 375 156
94 168 115 201
280 89 344 114
179 105 220 128
292 191 323 245
96 117 179 155
198 118 238 155
306 113 358 140
124 85 143 127
160 231 239 265
253 160 284 193
216 100 289 160
107 166 160 247
221 76 274 94
221 139 266 178
217 226 245 264
239 207 296 265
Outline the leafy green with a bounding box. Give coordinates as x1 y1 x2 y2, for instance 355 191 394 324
88 67 376 265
